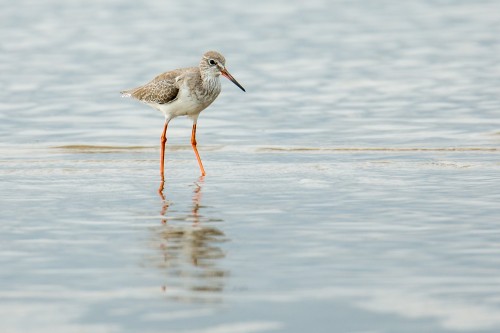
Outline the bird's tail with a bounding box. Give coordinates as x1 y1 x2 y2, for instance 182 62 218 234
120 89 132 98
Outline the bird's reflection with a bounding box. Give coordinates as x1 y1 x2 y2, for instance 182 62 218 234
152 177 228 302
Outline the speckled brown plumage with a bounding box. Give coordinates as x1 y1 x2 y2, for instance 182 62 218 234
121 69 183 105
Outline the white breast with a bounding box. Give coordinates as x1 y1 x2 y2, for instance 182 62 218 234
155 79 220 120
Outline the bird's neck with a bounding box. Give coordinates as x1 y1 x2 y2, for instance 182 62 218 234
201 74 221 94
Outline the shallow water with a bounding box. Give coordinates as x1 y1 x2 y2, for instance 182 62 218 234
1 0 500 332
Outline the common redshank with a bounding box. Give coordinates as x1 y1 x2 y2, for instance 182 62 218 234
121 51 245 178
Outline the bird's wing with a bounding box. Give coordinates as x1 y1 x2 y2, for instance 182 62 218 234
121 68 187 105
125 79 179 105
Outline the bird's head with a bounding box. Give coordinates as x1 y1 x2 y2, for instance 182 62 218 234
200 51 245 92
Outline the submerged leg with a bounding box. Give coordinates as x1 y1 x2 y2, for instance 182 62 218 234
191 123 206 176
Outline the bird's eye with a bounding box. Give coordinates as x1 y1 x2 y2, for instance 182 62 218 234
209 59 216 66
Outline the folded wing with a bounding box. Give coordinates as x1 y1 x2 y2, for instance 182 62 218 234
121 69 186 105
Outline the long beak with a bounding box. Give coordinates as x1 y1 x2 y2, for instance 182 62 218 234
221 68 246 92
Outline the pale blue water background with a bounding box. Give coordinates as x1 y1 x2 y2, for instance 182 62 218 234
1 0 500 332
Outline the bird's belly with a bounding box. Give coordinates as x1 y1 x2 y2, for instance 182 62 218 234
158 93 213 119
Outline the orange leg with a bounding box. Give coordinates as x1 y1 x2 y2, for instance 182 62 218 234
160 121 169 178
157 180 165 199
191 123 206 176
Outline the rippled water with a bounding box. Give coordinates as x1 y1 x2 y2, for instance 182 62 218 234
1 0 500 332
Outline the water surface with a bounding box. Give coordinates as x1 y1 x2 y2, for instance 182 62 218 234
1 0 500 332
